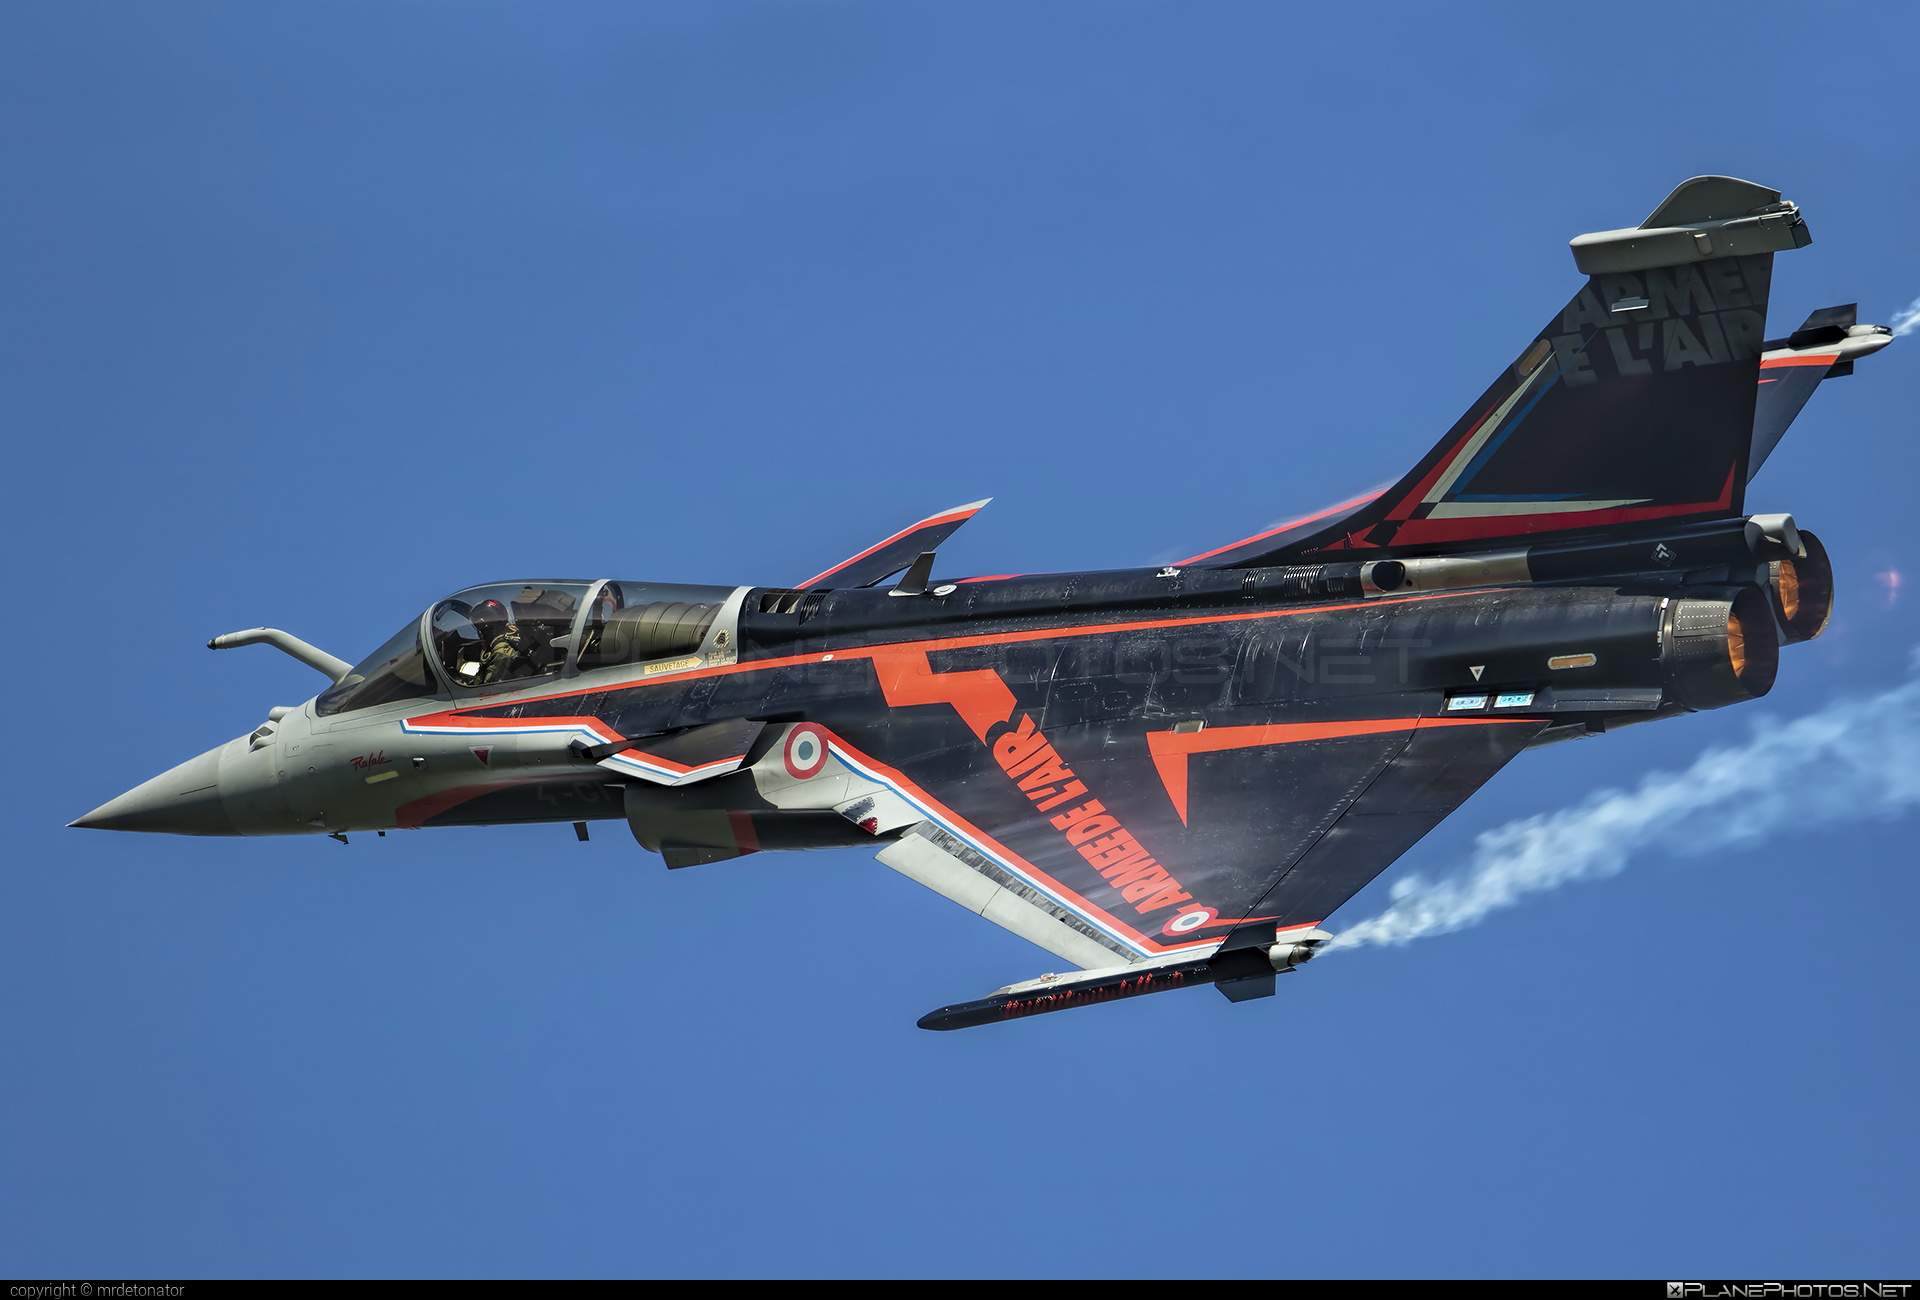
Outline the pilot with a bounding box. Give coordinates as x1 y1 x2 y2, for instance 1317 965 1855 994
470 598 537 685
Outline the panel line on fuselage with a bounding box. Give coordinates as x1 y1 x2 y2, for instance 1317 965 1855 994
391 585 1499 959
400 584 1493 729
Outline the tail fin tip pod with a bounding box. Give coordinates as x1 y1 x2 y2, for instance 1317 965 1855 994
1198 177 1817 567
1570 175 1810 276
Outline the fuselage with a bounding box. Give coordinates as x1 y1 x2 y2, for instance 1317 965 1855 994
77 519 1812 848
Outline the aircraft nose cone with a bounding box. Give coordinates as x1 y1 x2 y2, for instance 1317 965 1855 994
70 743 237 835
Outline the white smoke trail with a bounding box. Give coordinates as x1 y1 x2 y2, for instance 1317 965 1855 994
1891 295 1920 337
1328 658 1920 950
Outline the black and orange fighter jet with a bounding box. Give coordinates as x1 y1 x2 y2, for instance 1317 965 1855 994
74 177 1895 1028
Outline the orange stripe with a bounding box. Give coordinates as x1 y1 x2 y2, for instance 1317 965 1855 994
1147 716 1529 824
871 648 1016 742
1179 488 1385 565
797 505 983 588
1759 353 1840 369
407 587 1490 731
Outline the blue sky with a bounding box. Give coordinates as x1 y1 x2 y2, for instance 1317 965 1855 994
4 1 1917 1278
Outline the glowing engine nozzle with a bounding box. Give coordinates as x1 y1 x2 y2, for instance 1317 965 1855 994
1662 586 1780 711
1767 529 1835 644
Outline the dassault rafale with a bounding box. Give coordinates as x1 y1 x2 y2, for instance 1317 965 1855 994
74 177 1895 1029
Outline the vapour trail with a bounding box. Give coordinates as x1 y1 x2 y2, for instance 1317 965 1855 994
1891 295 1920 337
1327 659 1920 951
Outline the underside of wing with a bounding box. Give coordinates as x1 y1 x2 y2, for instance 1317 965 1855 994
878 641 1548 1029
1206 715 1544 951
875 820 1134 971
833 629 1549 975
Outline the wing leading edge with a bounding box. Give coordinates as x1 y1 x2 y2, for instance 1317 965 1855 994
795 499 991 590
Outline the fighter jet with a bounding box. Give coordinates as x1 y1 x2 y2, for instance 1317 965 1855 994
73 176 1896 1029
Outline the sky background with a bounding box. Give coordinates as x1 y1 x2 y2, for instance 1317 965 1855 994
4 1 1917 1279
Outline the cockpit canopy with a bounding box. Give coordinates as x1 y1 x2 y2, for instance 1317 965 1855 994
575 582 725 671
314 620 437 717
315 579 736 716
431 582 592 689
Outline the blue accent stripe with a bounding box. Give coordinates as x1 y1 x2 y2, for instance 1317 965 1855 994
1444 334 1600 501
829 742 1154 959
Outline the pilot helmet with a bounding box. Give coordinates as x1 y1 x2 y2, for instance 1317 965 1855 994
471 599 512 634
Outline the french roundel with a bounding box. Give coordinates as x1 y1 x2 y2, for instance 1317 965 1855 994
1162 906 1218 937
784 724 829 779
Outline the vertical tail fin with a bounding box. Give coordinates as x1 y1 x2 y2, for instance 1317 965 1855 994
1209 177 1812 566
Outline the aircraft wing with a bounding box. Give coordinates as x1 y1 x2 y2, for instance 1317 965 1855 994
809 639 1547 973
794 499 990 589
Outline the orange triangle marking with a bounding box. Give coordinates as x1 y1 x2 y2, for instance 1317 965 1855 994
1146 719 1426 824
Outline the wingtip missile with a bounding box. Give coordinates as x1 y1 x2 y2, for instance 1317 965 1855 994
918 930 1333 1030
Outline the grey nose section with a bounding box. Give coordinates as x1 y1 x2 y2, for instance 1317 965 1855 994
71 742 238 835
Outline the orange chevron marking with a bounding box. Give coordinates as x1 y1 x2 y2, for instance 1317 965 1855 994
871 648 1016 742
1147 716 1530 824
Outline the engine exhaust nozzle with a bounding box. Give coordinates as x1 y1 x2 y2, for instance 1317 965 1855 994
1269 942 1319 972
1661 585 1779 711
1767 529 1835 644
